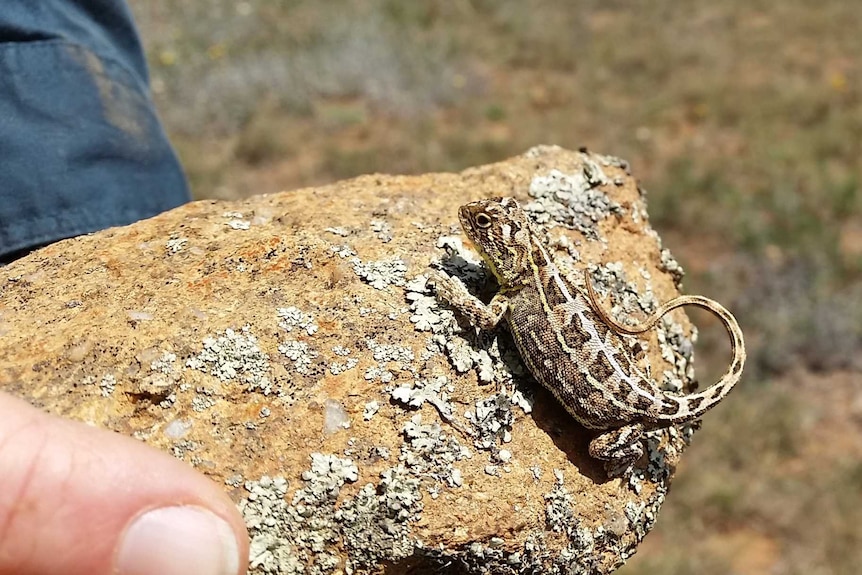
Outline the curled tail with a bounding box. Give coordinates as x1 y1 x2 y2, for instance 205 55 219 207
585 270 746 423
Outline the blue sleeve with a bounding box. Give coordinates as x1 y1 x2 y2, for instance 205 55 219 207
0 1 190 259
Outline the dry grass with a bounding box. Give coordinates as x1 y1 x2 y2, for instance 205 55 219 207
621 373 862 575
128 1 862 572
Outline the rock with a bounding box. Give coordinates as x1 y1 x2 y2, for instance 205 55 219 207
0 146 700 574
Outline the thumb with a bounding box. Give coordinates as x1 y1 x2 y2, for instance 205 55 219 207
0 392 248 575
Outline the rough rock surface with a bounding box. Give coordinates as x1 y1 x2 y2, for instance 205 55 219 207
0 146 700 574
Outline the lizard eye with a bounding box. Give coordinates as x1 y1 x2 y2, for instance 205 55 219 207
475 213 493 229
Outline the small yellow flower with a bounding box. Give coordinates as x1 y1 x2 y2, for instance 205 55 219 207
829 71 848 93
158 49 177 67
208 43 227 61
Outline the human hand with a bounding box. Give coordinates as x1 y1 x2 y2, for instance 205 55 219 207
0 392 249 575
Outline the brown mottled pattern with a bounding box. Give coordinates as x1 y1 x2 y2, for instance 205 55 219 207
632 393 654 412
591 351 617 382
434 197 746 475
550 305 591 349
659 401 681 416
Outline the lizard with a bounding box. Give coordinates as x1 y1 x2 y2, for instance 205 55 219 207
431 197 746 476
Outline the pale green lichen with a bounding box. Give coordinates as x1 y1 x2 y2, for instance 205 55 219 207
99 373 116 397
241 454 428 575
242 455 359 575
466 393 515 451
389 376 453 420
369 219 393 243
277 306 319 336
328 244 356 258
351 257 407 290
278 340 318 375
186 326 272 393
150 351 178 374
525 162 623 241
165 237 188 253
398 414 471 493
362 400 379 421
659 247 686 288
338 466 423 570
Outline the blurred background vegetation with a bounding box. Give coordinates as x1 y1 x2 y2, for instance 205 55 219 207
128 1 862 573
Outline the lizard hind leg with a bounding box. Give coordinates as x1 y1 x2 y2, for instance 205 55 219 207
589 423 645 477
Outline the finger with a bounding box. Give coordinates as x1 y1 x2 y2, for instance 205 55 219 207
0 392 248 575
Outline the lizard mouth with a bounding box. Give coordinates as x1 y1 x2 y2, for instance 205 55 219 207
461 233 484 260
458 221 483 255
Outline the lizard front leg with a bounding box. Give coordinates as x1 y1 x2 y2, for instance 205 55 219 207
588 423 645 476
430 271 508 331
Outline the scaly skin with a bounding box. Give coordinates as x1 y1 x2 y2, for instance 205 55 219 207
433 197 745 475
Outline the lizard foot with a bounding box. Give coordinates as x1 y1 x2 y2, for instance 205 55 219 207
589 423 645 477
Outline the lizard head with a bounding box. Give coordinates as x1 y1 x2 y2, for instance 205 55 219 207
458 197 534 287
